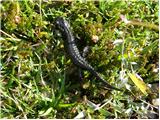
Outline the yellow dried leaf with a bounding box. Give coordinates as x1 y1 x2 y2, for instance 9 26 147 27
128 72 150 95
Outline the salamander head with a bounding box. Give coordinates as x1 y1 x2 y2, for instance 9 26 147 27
55 17 70 31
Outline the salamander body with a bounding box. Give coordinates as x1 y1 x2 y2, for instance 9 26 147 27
55 17 121 91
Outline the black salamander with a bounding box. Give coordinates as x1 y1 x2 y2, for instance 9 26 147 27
55 17 121 91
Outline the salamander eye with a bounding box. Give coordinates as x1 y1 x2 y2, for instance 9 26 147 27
56 17 63 24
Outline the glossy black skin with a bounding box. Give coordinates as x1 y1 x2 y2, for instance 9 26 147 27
55 17 122 91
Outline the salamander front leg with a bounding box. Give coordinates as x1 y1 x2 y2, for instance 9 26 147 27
78 46 91 81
